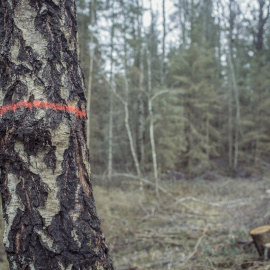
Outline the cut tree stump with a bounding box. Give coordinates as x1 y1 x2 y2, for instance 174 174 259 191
250 225 270 260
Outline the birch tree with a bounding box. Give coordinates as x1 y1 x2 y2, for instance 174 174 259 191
108 0 115 181
0 0 113 269
86 0 96 147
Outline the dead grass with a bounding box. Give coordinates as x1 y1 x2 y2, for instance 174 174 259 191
94 175 270 270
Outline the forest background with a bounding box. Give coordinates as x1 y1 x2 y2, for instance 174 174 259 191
74 1 270 267
76 0 270 180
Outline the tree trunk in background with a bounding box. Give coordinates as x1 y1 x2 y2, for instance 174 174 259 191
228 79 233 169
178 0 187 47
121 5 141 177
137 60 145 170
228 49 240 170
0 1 113 269
108 1 115 181
147 48 159 199
228 0 241 170
206 113 210 160
136 0 145 172
161 0 166 84
253 0 269 165
123 71 141 177
255 0 269 51
108 77 114 181
87 0 95 149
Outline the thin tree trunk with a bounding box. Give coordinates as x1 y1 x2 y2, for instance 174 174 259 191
206 112 210 160
0 1 113 269
178 0 187 47
202 0 207 42
147 48 159 199
137 68 145 170
253 0 269 164
228 0 241 170
228 78 233 169
255 0 270 51
108 87 113 181
87 0 95 149
227 0 234 169
161 0 166 84
123 64 141 176
136 0 145 171
121 6 141 177
124 101 141 177
228 48 240 170
255 135 260 165
108 2 115 181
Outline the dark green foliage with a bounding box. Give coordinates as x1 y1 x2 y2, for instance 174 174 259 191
166 45 219 176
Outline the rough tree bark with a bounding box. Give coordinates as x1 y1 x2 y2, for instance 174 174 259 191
0 0 113 269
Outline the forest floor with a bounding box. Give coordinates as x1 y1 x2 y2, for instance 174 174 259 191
0 173 270 269
93 173 270 270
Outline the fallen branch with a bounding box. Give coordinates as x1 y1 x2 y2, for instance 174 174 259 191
117 256 186 270
111 173 204 215
171 196 255 209
179 224 209 268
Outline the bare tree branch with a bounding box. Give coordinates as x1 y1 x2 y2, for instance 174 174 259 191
150 89 185 102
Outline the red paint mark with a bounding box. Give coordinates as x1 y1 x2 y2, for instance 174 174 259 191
0 100 86 118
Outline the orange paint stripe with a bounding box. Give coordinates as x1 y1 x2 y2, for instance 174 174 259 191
0 100 86 118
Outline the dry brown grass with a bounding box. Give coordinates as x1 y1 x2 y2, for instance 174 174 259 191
94 175 270 270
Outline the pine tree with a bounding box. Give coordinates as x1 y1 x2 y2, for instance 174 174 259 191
168 45 219 176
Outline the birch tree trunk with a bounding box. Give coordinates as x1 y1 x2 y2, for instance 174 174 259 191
206 113 210 160
0 1 113 269
136 0 145 171
228 76 233 169
121 5 141 177
228 0 241 170
108 1 115 182
228 48 240 170
137 62 145 170
147 48 159 199
123 74 141 177
161 0 166 84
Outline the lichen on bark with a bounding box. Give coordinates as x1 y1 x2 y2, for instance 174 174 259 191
0 0 113 269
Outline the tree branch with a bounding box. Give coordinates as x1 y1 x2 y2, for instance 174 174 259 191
150 88 184 102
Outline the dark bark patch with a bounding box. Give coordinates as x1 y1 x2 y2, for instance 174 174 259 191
3 81 28 104
17 127 51 156
44 146 56 172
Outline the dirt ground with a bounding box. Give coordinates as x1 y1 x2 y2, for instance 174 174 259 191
0 174 270 269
